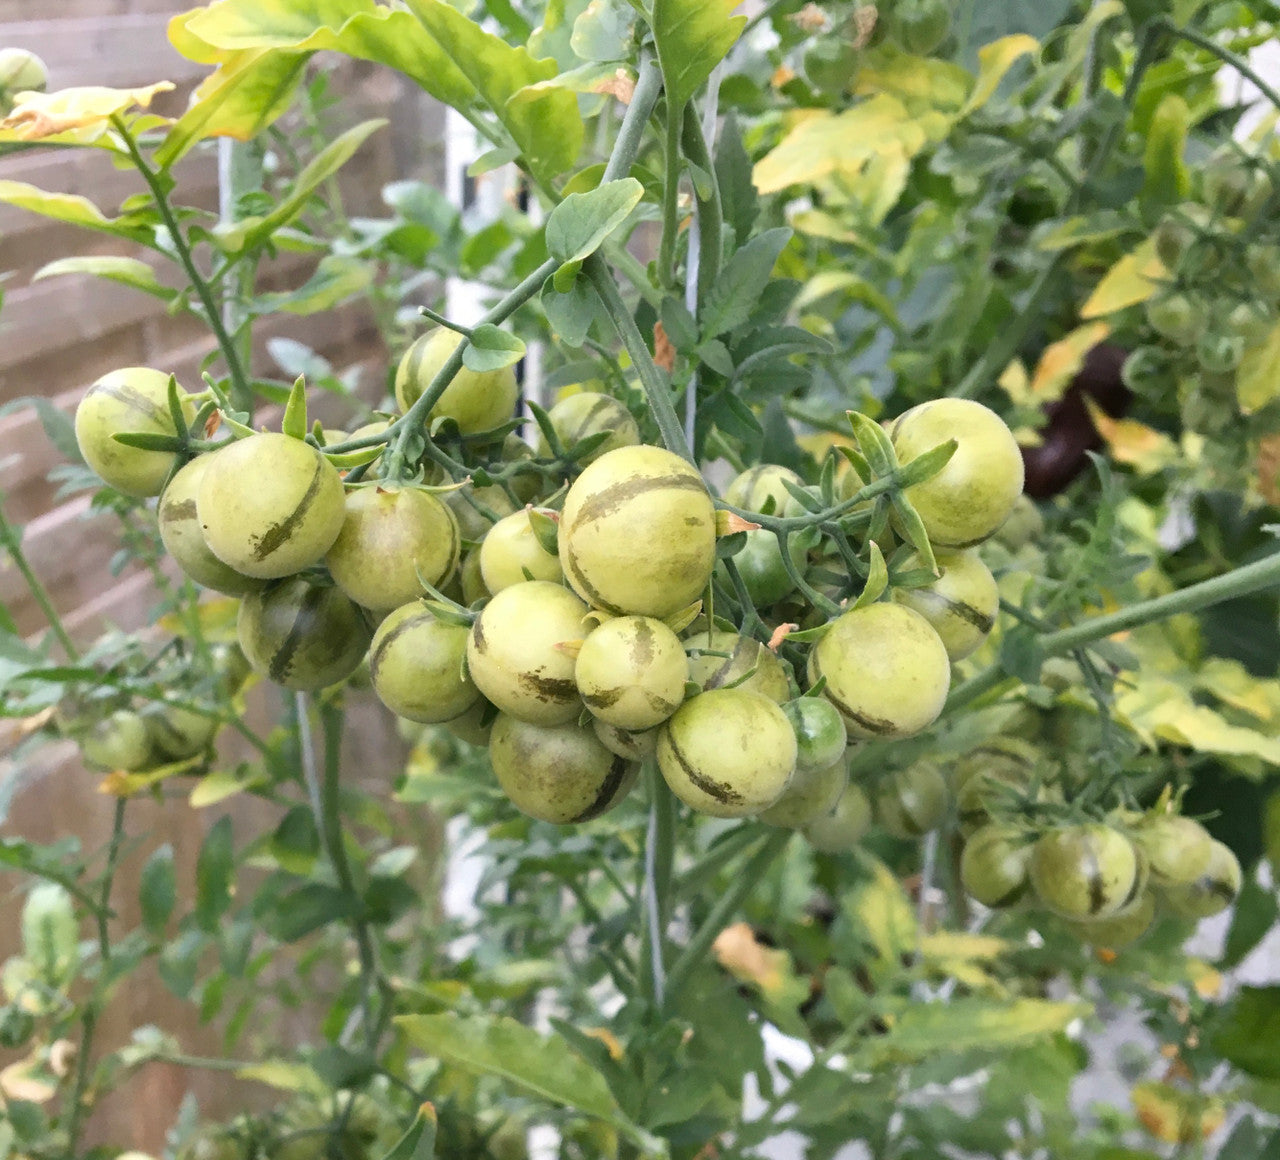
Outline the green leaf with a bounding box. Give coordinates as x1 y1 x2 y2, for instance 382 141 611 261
195 816 234 932
252 256 374 315
840 855 916 971
546 178 644 266
139 845 176 934
378 1104 438 1160
1141 94 1191 214
716 112 758 246
0 181 153 242
552 259 583 293
21 884 78 989
233 1059 329 1096
1221 878 1279 970
0 397 82 464
33 256 174 300
262 883 360 942
111 432 187 453
282 375 309 440
463 325 526 373
652 0 747 111
700 227 791 339
542 275 603 348
396 1013 658 1152
1213 986 1280 1080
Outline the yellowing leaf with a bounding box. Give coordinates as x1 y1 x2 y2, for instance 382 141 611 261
0 83 174 140
844 854 916 969
1196 658 1280 725
1116 675 1280 767
1086 400 1179 475
854 48 971 112
1237 318 1280 414
919 932 1011 962
961 34 1038 116
1080 236 1166 319
190 767 267 808
998 358 1031 406
713 922 790 992
1133 1081 1226 1145
1029 321 1111 402
235 1060 329 1096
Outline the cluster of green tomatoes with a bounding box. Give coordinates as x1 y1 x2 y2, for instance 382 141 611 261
69 329 1240 945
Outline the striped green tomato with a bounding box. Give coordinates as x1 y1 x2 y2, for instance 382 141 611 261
198 433 346 580
802 783 873 852
1132 814 1214 886
74 367 193 497
893 548 998 661
158 455 263 596
574 615 688 731
479 508 563 593
79 709 154 772
759 752 848 828
891 399 1024 548
723 464 804 514
657 688 796 818
807 603 950 739
395 328 519 435
142 704 219 761
466 581 587 725
325 486 459 612
592 718 659 761
537 392 640 463
684 629 790 704
368 602 479 723
1064 891 1157 948
1028 824 1140 920
1160 840 1242 919
960 824 1033 908
782 697 847 773
489 714 638 824
237 577 372 691
873 761 950 838
559 445 716 617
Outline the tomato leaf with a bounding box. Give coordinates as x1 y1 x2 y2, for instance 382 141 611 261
195 816 234 932
33 256 175 300
378 1104 438 1160
463 325 526 373
652 0 746 111
0 181 155 242
699 227 791 339
1213 986 1280 1080
546 178 644 266
138 845 177 935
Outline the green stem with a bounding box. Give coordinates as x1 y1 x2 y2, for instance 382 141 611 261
0 500 78 658
641 764 677 1007
681 103 723 307
218 138 263 414
1163 20 1280 113
664 830 791 999
114 118 253 407
658 99 684 289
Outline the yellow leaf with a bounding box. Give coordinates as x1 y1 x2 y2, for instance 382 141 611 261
1080 236 1167 319
1187 959 1223 999
1116 675 1280 765
190 767 267 808
845 854 917 968
1133 1081 1226 1145
0 1058 57 1103
1029 321 1112 402
1195 658 1280 726
854 47 970 112
157 595 241 640
712 922 792 995
998 358 1031 406
1085 399 1179 474
1236 318 1280 414
234 1060 328 1096
919 932 1010 961
961 34 1038 116
0 82 174 140
98 757 200 798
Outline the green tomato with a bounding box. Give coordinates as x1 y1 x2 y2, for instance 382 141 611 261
759 753 848 828
142 703 219 761
489 713 638 824
198 433 346 580
684 628 791 704
892 548 998 661
890 0 951 54
395 328 519 435
158 455 264 596
1145 292 1207 347
1028 824 1140 920
1246 244 1280 302
537 392 640 464
592 717 659 761
891 399 1024 549
444 480 519 543
952 736 1040 832
441 698 496 747
80 709 154 772
479 508 563 593
959 824 1032 908
322 418 391 470
368 602 479 723
723 464 805 514
459 548 489 605
1160 839 1242 919
574 615 688 731
782 696 847 774
1202 150 1272 218
237 577 373 691
465 580 587 725
325 485 459 611
720 529 809 606
559 445 716 617
0 48 48 99
802 783 873 852
807 603 950 739
1133 814 1213 887
1195 331 1245 375
657 688 797 818
1063 890 1157 949
873 761 949 839
74 367 194 497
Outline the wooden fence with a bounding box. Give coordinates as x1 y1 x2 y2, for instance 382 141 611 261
0 2 447 1150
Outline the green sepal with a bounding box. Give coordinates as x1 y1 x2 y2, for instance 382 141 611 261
852 541 888 610
846 411 896 478
527 507 560 557
893 438 957 489
837 444 871 486
165 375 188 439
890 491 939 577
526 399 564 458
282 375 308 440
112 431 187 453
378 1103 438 1160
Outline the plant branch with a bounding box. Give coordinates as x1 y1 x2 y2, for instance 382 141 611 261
0 500 78 659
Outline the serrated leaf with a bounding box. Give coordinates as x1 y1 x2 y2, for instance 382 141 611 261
546 178 644 266
139 845 176 934
652 0 746 111
34 256 174 300
716 111 758 245
700 228 791 339
1080 236 1165 319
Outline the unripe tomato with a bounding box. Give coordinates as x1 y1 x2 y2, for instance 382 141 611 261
889 0 951 54
466 581 587 725
442 698 495 747
537 392 640 464
80 709 154 771
198 434 346 580
459 549 489 605
803 783 873 852
1202 150 1271 218
782 696 847 774
559 445 716 618
685 628 790 704
960 824 1032 907
325 485 459 611
1160 839 1242 919
1195 331 1245 374
237 577 373 690
759 753 848 828
1246 244 1280 302
592 717 659 760
444 481 518 543
991 494 1043 550
952 736 1039 831
501 433 546 503
395 328 519 435
874 761 949 838
1028 824 1140 920
158 456 264 596
0 48 48 99
143 704 219 761
574 615 688 731
74 367 193 498
1133 814 1213 886
1065 890 1157 948
721 529 810 606
658 688 796 817
368 602 479 723
489 714 638 824
322 418 390 470
1145 292 1206 347
891 399 1024 548
479 509 563 593
807 603 950 739
892 549 998 661
723 464 805 514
